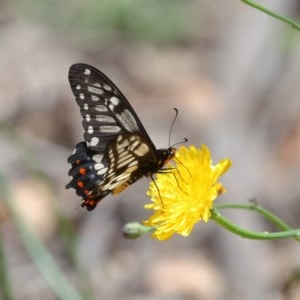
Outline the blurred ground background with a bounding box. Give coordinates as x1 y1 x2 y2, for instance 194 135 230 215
1 0 300 299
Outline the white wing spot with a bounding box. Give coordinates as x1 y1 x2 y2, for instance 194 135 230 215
84 103 89 110
94 163 104 170
97 167 108 176
79 93 85 100
84 68 91 75
131 140 140 149
76 84 81 90
94 163 107 175
95 105 108 112
117 137 130 148
110 96 119 106
90 137 99 146
88 86 103 95
117 157 135 169
128 161 138 168
116 109 139 131
118 149 130 158
103 84 112 91
88 126 94 134
91 95 100 101
102 180 123 192
93 154 103 163
135 143 150 156
129 135 137 142
86 114 91 122
100 125 121 133
96 115 115 123
118 154 134 165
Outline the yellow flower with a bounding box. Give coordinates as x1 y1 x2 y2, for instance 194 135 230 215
144 145 232 240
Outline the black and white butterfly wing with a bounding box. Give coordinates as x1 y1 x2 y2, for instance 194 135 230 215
68 63 154 151
66 64 173 211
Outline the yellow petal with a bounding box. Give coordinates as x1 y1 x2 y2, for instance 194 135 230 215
144 145 232 240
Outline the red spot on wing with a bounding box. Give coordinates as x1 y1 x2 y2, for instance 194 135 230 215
77 181 84 188
79 168 87 175
82 199 96 211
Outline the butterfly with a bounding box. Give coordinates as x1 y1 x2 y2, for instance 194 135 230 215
66 63 176 211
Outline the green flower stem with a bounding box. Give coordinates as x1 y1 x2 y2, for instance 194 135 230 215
242 0 300 31
211 207 300 241
215 203 295 233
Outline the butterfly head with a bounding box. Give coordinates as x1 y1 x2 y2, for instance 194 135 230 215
156 135 189 170
157 147 176 168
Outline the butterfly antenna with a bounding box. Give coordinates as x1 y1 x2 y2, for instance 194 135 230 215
171 138 188 148
169 108 179 147
168 108 188 148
